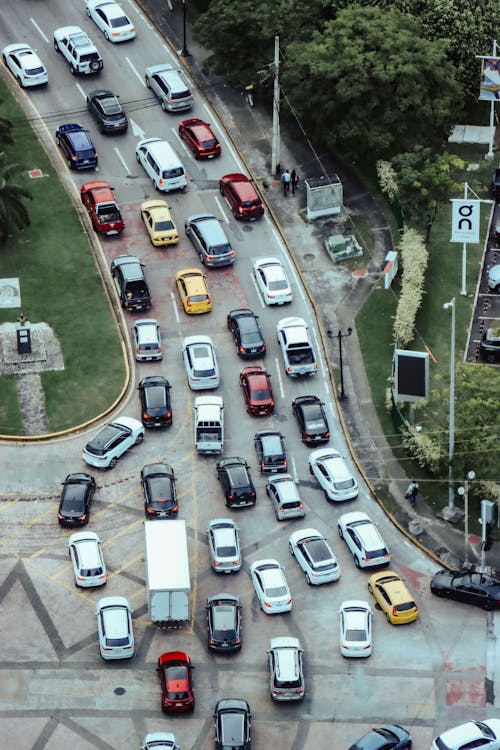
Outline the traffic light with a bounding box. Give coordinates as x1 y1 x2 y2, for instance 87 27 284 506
484 523 494 552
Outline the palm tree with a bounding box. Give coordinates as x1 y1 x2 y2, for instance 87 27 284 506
0 153 32 244
0 112 13 147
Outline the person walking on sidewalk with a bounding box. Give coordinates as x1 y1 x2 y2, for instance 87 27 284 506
405 481 419 508
281 169 291 196
291 169 299 195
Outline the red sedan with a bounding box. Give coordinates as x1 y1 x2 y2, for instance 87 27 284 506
80 181 125 236
157 651 195 713
219 173 264 221
178 118 221 159
239 366 274 416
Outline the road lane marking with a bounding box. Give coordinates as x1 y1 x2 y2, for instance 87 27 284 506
114 147 130 175
311 327 326 378
291 455 298 482
76 83 86 100
250 272 266 308
214 196 229 223
31 19 49 43
171 291 180 323
126 56 146 87
274 356 285 399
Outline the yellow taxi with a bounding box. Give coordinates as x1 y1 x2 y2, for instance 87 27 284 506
140 199 179 246
175 268 212 314
367 570 419 625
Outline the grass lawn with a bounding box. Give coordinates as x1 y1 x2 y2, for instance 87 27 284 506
356 146 500 533
0 79 126 434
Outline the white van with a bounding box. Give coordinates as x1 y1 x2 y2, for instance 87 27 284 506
136 137 187 192
194 395 224 453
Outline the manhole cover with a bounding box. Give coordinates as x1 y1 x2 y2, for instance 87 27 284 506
303 253 315 261
114 687 126 695
242 225 253 232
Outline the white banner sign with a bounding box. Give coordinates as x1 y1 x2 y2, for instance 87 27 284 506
450 199 480 243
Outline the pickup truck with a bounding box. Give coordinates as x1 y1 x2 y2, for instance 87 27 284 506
111 255 152 311
53 26 103 75
277 317 317 377
81 181 125 235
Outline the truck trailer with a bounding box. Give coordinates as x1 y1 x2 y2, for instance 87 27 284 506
144 519 191 627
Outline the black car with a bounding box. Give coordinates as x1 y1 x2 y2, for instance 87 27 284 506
430 569 500 610
206 594 242 652
110 255 152 311
216 457 256 508
227 309 266 358
214 699 251 750
138 376 172 428
292 395 330 443
86 89 128 134
58 473 96 527
141 463 178 519
491 167 500 200
348 725 412 750
479 325 500 364
254 430 287 473
55 123 98 170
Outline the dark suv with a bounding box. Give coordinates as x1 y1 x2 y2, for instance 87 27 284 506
216 457 256 508
254 430 287 473
86 89 128 133
55 123 98 169
480 325 500 363
227 309 266 358
214 699 251 750
111 255 152 311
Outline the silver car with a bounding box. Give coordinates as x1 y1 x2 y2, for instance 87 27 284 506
96 596 134 660
181 335 220 390
266 474 305 520
145 63 193 112
288 528 341 585
267 636 305 701
133 319 162 362
185 214 235 267
249 559 292 614
141 733 179 750
68 531 107 588
207 519 242 573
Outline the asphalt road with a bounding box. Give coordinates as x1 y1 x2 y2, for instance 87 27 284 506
1 2 500 749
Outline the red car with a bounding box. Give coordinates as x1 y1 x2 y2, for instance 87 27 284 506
80 181 125 236
219 173 264 221
239 366 274 416
178 118 221 159
157 651 195 713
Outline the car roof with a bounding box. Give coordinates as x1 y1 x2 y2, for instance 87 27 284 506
269 475 300 501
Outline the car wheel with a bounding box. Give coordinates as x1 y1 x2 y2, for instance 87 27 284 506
354 555 360 568
17 75 23 87
104 31 109 40
288 542 294 557
338 525 343 539
199 252 205 265
135 433 144 446
305 572 312 586
161 100 167 111
136 151 141 163
90 60 100 72
67 157 73 169
70 64 76 75
2 54 7 65
86 6 91 15
486 353 497 364
145 75 151 88
324 490 330 501
219 183 224 195
484 600 494 611
54 40 60 52
385 612 391 624
432 588 446 598
495 284 500 294
309 464 313 475
108 457 118 469
367 583 373 593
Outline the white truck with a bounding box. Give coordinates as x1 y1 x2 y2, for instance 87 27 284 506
144 520 190 627
194 395 224 453
53 26 103 75
277 317 318 377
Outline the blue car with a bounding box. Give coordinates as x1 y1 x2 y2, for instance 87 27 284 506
55 123 98 169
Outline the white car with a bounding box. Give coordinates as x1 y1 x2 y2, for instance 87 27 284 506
249 559 292 614
68 531 107 588
133 319 162 362
2 44 48 87
207 518 242 573
86 0 136 42
430 720 500 750
487 264 500 293
82 416 144 469
96 596 134 660
308 447 358 501
267 637 305 701
141 733 179 750
253 257 293 305
338 600 372 658
266 474 305 521
337 511 391 568
288 528 340 585
181 335 220 390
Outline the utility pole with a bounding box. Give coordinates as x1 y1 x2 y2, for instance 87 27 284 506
271 35 280 176
443 299 456 517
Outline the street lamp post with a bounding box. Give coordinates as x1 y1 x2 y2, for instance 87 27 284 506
181 0 189 57
457 470 476 564
328 327 352 400
443 299 456 515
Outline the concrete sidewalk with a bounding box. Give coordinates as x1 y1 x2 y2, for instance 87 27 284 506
138 0 499 574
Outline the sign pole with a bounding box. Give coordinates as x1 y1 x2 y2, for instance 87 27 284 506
460 184 468 296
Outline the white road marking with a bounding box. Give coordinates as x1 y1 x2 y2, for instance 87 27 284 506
126 57 146 87
31 19 49 43
171 292 180 323
286 260 305 302
291 455 298 483
214 196 229 223
130 118 145 139
275 357 285 399
311 327 326 377
76 83 86 100
251 273 266 308
114 147 130 175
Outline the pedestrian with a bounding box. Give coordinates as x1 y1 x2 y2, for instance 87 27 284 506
405 481 419 508
281 169 291 196
290 169 299 195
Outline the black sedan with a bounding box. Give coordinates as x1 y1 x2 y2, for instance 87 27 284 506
348 725 412 750
86 89 128 134
227 308 266 358
58 473 96 527
138 376 172 428
430 569 500 610
216 457 256 508
206 594 242 652
141 463 178 519
214 699 251 750
292 395 330 443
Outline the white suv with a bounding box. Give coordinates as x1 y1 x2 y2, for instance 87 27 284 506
267 637 305 701
337 511 391 568
133 319 162 362
53 26 103 75
68 531 107 587
96 596 134 660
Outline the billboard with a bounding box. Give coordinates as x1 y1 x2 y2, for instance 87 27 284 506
393 349 429 403
450 199 480 243
479 57 500 101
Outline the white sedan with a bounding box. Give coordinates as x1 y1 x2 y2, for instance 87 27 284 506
249 559 292 614
308 447 358 501
253 257 293 305
430 720 500 750
2 44 48 87
86 0 136 42
288 528 340 585
181 335 220 390
338 600 372 658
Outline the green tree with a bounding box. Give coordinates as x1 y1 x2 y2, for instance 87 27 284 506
0 154 32 244
0 115 13 147
281 4 461 160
